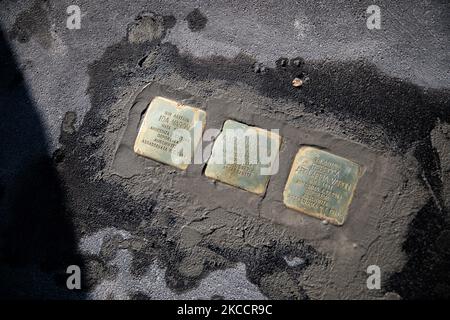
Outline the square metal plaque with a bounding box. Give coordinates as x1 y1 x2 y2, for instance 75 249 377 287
283 147 362 225
134 96 206 170
205 120 281 195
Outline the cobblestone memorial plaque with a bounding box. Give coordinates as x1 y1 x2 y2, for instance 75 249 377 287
283 147 362 225
205 120 281 195
134 96 206 170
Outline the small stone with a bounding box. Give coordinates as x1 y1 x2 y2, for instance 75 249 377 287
283 256 305 267
322 220 328 225
292 78 303 87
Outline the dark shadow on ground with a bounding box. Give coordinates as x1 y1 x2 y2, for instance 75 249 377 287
0 26 85 299
387 139 450 299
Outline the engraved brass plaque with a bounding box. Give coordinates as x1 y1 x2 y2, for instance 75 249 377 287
205 120 281 195
283 147 361 225
134 96 206 170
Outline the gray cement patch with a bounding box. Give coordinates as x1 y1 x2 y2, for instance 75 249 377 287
114 83 394 235
108 81 420 298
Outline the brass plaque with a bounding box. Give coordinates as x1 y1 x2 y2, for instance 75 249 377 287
205 120 281 195
283 147 361 225
134 96 206 170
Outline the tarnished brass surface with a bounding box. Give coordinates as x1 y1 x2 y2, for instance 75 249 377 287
134 96 206 169
205 120 281 195
283 147 361 225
